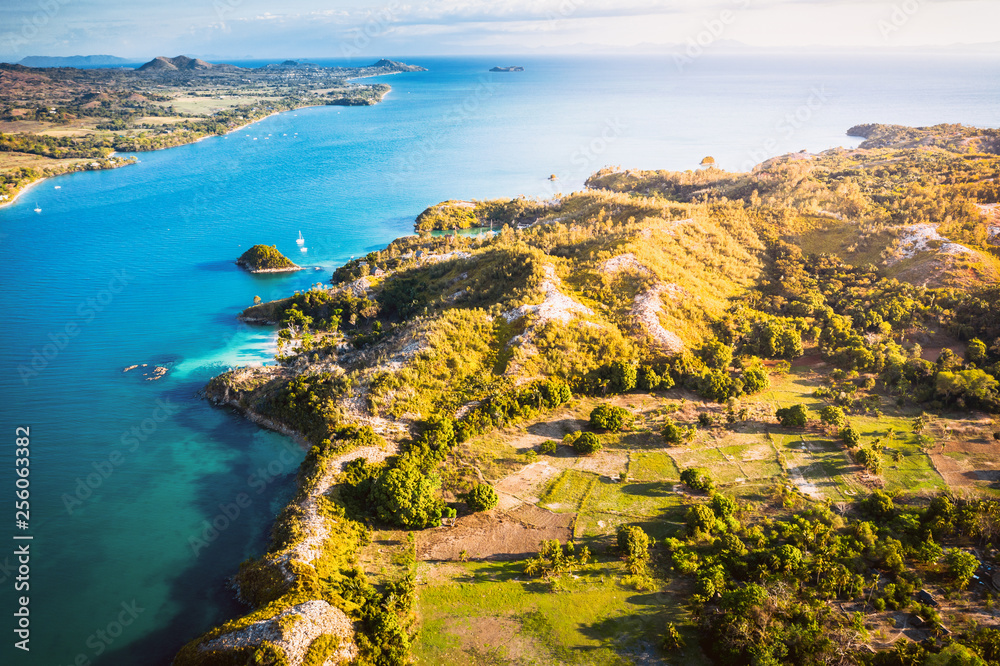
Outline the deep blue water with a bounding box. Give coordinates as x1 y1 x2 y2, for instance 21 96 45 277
1 54 999 664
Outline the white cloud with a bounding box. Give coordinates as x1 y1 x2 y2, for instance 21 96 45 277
2 0 998 60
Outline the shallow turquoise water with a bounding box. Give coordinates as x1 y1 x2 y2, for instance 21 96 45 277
0 54 998 664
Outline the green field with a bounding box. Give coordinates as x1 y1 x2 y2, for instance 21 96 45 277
414 560 703 666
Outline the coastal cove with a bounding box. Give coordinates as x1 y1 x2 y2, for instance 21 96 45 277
2 54 1000 664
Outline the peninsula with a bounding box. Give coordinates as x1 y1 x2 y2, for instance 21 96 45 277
0 57 426 205
180 123 1000 665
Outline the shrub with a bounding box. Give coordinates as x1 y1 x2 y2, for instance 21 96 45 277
820 405 847 428
855 447 882 475
539 440 557 455
590 404 634 432
638 365 671 391
841 425 861 447
465 483 499 512
776 404 809 427
663 623 686 651
573 432 602 455
539 378 572 407
663 418 695 444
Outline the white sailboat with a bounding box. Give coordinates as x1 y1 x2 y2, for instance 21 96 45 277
33 203 41 213
296 231 305 245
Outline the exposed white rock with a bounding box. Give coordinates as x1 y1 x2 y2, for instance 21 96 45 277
890 223 974 263
199 600 356 666
502 265 592 326
631 283 685 354
598 253 651 276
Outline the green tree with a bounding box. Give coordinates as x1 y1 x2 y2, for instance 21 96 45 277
609 360 638 393
711 493 738 518
465 483 499 512
936 369 999 407
967 338 988 366
741 364 770 395
371 463 443 528
686 504 717 534
700 339 734 370
861 490 894 520
617 525 651 565
680 467 714 493
699 370 734 402
776 404 809 427
589 404 634 432
943 548 980 590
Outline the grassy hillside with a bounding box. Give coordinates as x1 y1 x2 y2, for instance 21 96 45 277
179 124 1000 666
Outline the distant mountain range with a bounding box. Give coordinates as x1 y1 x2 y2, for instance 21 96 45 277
18 55 134 67
14 54 429 74
136 55 242 72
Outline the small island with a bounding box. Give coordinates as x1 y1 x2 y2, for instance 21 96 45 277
490 66 524 72
236 245 301 273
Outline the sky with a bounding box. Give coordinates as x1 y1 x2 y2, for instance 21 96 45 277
1 0 998 62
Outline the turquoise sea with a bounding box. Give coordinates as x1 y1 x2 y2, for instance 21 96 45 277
1 54 999 664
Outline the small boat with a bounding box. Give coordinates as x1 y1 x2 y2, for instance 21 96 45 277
33 203 41 213
54 185 61 189
300 247 308 252
296 231 305 245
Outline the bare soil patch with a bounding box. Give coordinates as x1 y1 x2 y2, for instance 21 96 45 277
443 614 550 665
929 452 976 488
418 506 573 561
494 460 561 502
570 450 629 477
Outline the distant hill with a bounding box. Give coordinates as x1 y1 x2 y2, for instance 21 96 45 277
19 55 133 68
371 59 427 72
261 60 321 69
137 55 243 72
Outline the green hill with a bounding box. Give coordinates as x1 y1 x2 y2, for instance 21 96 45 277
179 124 1000 666
235 244 299 273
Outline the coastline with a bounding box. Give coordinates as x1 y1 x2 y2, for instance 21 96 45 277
0 83 391 212
238 265 304 274
0 175 46 210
